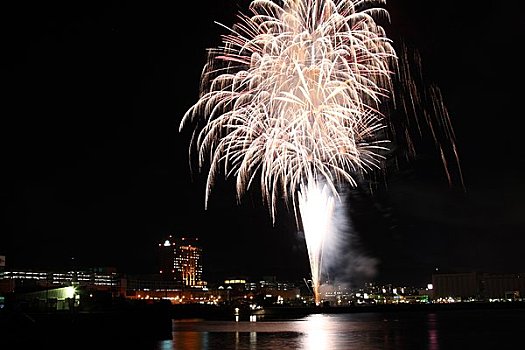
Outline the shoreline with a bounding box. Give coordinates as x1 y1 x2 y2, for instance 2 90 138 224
170 300 525 321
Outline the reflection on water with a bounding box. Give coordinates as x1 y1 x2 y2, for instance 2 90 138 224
301 314 329 350
165 313 428 350
427 313 439 350
159 309 524 350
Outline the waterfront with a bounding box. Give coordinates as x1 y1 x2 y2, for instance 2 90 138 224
161 307 525 350
2 304 524 349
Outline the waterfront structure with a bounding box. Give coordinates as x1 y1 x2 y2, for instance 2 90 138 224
0 268 124 296
483 273 525 300
432 272 525 301
0 267 124 311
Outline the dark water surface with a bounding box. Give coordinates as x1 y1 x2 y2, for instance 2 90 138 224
157 308 525 350
3 307 523 349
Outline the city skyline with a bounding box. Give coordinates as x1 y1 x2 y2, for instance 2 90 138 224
1 1 523 288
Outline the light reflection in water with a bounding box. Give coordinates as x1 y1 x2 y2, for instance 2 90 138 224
168 314 363 349
157 339 172 350
427 313 440 350
300 314 331 350
172 329 209 350
166 312 456 349
234 330 257 350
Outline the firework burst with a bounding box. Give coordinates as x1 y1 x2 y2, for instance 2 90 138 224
181 0 397 218
180 0 460 305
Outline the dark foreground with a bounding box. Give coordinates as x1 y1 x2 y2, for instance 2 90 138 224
0 299 172 348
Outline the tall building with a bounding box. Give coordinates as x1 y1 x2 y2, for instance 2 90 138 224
158 237 176 277
158 235 203 287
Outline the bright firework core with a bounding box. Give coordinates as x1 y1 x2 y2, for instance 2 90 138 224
180 0 459 305
299 179 335 305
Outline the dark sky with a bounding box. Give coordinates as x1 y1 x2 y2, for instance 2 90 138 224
1 1 523 287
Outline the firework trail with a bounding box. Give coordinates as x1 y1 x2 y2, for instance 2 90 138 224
298 178 335 305
180 0 461 305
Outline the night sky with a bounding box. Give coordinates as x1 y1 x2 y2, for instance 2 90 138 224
1 1 523 287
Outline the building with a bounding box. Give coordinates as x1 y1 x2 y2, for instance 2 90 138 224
0 265 125 312
431 272 525 301
482 273 525 300
0 268 124 295
158 235 203 287
431 272 480 301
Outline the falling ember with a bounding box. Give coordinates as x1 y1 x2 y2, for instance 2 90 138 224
180 0 461 305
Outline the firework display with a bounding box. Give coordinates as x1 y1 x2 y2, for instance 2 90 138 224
180 0 459 305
